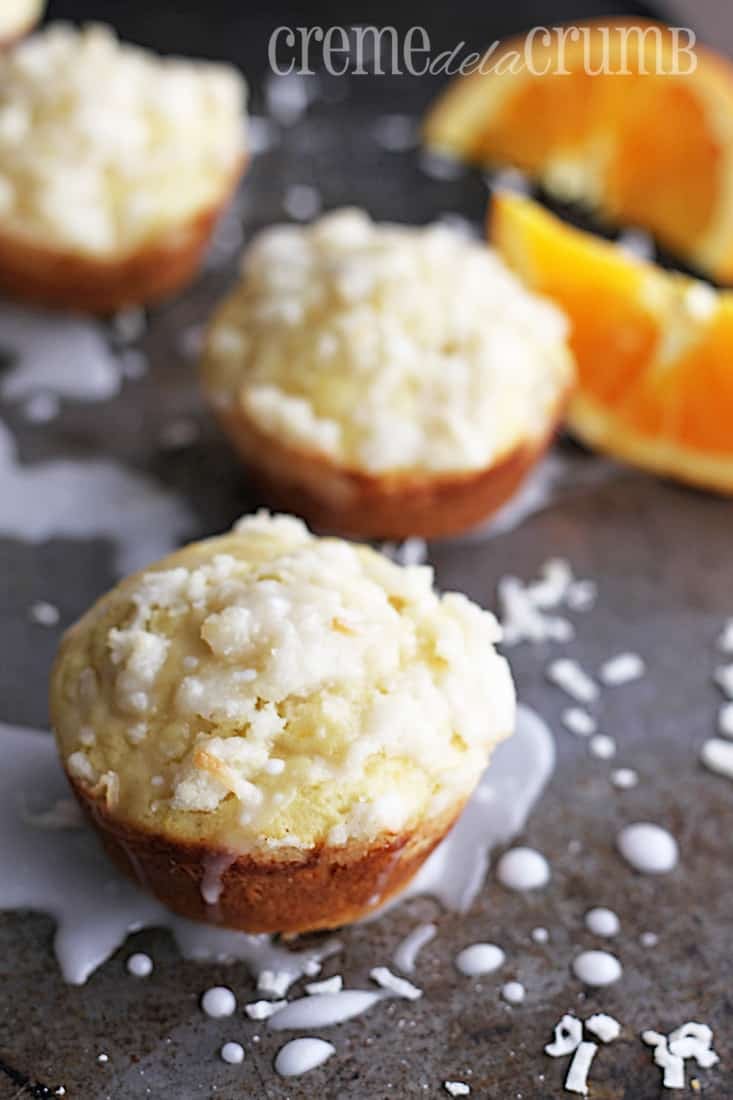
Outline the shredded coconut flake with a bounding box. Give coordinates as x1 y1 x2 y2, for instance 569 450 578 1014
546 659 599 703
599 653 645 686
370 966 422 1001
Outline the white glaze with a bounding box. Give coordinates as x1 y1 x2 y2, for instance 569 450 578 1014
501 980 525 1004
126 952 153 977
201 986 237 1018
701 738 733 781
443 1083 470 1097
611 768 639 790
0 421 193 573
599 653 645 686
496 847 550 891
29 600 60 626
589 734 616 760
267 991 387 1031
455 943 505 977
584 908 620 938
617 823 679 875
392 922 436 974
0 706 553 987
274 1037 335 1077
305 975 343 995
396 704 555 911
370 967 422 1001
0 303 121 406
546 659 598 704
562 708 596 737
714 662 733 699
572 950 622 987
220 1042 245 1064
531 927 549 944
719 702 733 738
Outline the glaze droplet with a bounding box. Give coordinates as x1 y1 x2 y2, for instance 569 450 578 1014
572 950 622 987
455 943 505 977
274 1037 335 1077
617 823 678 875
496 846 550 890
200 986 237 1018
584 907 620 938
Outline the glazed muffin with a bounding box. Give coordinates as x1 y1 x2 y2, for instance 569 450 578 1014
202 209 574 539
0 1 44 46
0 23 247 312
50 512 515 933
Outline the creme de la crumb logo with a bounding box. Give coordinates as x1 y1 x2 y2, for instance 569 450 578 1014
267 23 698 78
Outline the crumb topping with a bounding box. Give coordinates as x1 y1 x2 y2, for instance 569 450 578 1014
203 208 573 475
0 23 246 254
51 512 515 853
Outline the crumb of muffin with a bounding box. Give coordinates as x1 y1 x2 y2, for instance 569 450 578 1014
50 512 515 856
203 208 573 477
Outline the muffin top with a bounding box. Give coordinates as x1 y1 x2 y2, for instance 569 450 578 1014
51 513 515 856
0 23 246 255
203 208 573 476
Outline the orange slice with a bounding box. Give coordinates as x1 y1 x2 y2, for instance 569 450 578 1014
490 190 733 494
424 19 733 283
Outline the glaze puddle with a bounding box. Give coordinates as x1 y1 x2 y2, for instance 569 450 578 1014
0 421 193 573
0 704 554 985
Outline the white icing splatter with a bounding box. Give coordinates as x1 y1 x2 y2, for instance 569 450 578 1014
201 986 237 1018
220 1041 245 1065
245 1000 287 1021
572 950 622 987
501 980 525 1005
267 991 387 1031
531 927 549 944
370 966 422 1001
599 653 645 686
29 600 60 626
562 708 596 737
0 304 121 405
565 1041 598 1095
584 908 620 938
0 421 193 573
274 1037 335 1077
444 1083 470 1097
617 823 678 875
455 943 505 977
546 659 599 703
305 975 343 996
589 734 616 760
496 847 550 891
392 922 436 974
126 952 153 978
701 738 733 780
545 1014 583 1057
611 768 639 790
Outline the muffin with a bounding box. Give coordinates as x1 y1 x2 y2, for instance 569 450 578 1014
50 512 515 933
0 1 43 46
0 23 247 312
202 209 574 539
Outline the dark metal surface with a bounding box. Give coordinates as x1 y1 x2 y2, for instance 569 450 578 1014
2 2 732 1098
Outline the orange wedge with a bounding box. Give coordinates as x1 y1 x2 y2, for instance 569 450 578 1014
424 19 733 283
490 190 733 494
